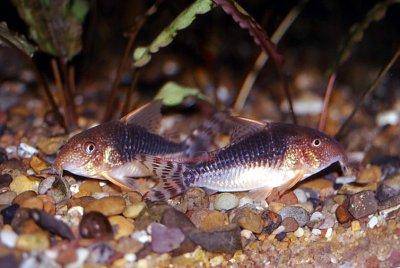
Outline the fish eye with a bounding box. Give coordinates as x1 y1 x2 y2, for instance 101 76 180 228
312 139 321 147
84 142 96 154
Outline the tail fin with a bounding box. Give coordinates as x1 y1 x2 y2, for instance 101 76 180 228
140 155 188 202
183 111 231 157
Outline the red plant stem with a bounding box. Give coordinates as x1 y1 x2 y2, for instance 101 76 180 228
318 73 337 132
121 69 140 117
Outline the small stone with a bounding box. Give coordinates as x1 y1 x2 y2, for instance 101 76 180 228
261 210 282 234
85 196 126 216
351 220 361 231
275 231 286 241
1 204 19 224
333 195 347 205
190 209 228 232
36 136 66 155
300 178 334 198
388 250 400 267
293 189 307 203
123 202 146 219
357 165 382 184
210 256 224 267
183 188 209 210
189 224 242 253
311 228 321 236
0 174 12 188
279 206 310 227
238 196 253 207
79 211 113 239
318 213 336 229
325 228 333 240
268 202 285 213
38 177 55 195
150 223 185 253
294 227 304 238
339 183 378 194
376 174 400 202
214 193 239 211
348 190 378 219
75 180 102 197
16 232 50 251
29 156 48 174
233 207 263 234
336 204 353 224
365 256 380 268
12 190 37 205
367 216 378 229
37 195 56 214
20 196 43 210
276 191 298 205
282 217 299 232
108 215 134 239
10 175 39 194
126 191 142 204
30 209 75 240
0 226 18 248
0 191 16 205
0 148 7 164
87 242 115 264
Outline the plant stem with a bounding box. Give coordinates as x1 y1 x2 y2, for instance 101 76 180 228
318 73 337 131
121 69 140 117
335 46 400 140
233 0 308 113
103 0 164 122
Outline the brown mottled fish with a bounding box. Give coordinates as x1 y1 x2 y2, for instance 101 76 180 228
53 100 220 190
144 115 348 202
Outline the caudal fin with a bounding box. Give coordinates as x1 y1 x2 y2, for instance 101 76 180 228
140 155 188 202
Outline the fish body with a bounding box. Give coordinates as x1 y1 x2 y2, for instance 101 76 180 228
145 117 348 202
53 101 220 190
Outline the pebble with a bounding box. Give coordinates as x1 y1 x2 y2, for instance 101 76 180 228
376 174 400 202
20 196 43 210
238 196 253 207
336 204 353 224
1 204 19 224
214 193 239 211
16 232 50 251
357 165 382 184
233 207 263 234
348 190 378 219
268 202 285 213
325 227 333 240
13 190 37 205
183 188 209 210
29 156 48 174
279 206 310 227
0 173 12 188
367 215 378 229
311 228 321 236
0 191 16 205
10 175 39 194
188 224 242 253
282 217 299 233
318 213 336 230
351 220 361 232
87 242 115 264
85 196 126 216
30 209 75 240
190 209 228 232
17 143 38 158
261 210 282 234
294 227 304 238
75 180 102 197
0 226 18 248
293 189 307 203
150 223 185 253
108 215 135 239
36 136 66 155
123 202 146 219
0 148 7 164
300 178 334 198
37 195 56 214
38 177 55 195
79 211 113 239
275 191 298 205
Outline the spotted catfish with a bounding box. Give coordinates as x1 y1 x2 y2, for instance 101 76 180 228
53 100 221 190
144 116 348 202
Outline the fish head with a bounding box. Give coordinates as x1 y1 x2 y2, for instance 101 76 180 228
54 122 124 178
281 124 348 175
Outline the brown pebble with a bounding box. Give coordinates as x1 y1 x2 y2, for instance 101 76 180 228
276 191 298 205
262 210 282 234
336 204 353 224
0 174 12 188
67 196 95 208
190 209 228 232
184 188 209 210
233 207 263 234
79 211 113 239
348 190 378 219
12 191 37 205
37 195 56 214
85 196 126 216
20 196 44 210
126 191 142 204
281 217 299 233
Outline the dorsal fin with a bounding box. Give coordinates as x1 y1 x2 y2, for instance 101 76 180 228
120 100 162 133
229 116 265 144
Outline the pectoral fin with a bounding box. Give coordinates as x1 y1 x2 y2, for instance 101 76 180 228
100 172 139 191
248 187 273 202
275 170 305 197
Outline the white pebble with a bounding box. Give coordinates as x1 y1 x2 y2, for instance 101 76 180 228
99 182 107 187
294 227 304 238
325 228 333 240
210 255 224 267
124 253 137 262
18 143 38 158
239 196 253 207
312 228 322 236
214 193 239 211
272 225 285 235
0 229 18 248
132 230 151 243
91 192 109 199
310 211 324 222
368 216 378 229
376 110 399 126
336 176 356 184
66 247 89 268
70 184 80 195
240 229 253 239
293 189 307 203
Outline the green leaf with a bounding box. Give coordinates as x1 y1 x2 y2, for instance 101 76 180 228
12 0 89 60
133 0 213 67
0 22 36 57
155 82 207 106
